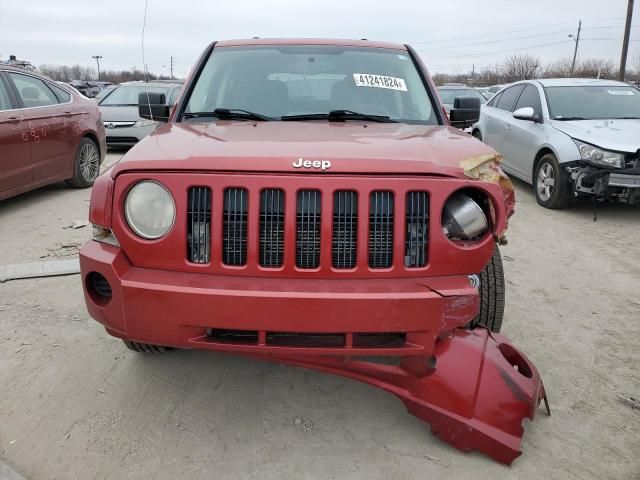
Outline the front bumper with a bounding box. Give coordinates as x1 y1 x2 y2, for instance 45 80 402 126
80 240 479 357
571 163 640 203
80 240 546 464
104 125 154 146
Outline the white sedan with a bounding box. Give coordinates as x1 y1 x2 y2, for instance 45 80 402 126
472 79 640 208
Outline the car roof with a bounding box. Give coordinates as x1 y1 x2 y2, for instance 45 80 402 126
531 78 632 87
117 81 182 88
437 85 476 90
215 38 407 51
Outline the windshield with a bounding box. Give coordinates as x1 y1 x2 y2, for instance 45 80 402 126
100 85 170 106
184 45 437 123
437 88 487 105
545 86 640 120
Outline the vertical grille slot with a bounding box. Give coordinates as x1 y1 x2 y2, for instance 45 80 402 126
296 190 321 269
404 191 429 267
368 191 394 269
223 188 248 266
259 189 285 268
332 191 358 269
187 187 211 263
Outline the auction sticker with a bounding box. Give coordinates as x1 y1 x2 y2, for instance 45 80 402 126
353 73 407 91
607 90 634 95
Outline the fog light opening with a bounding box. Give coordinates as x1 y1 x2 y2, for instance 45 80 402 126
87 272 112 306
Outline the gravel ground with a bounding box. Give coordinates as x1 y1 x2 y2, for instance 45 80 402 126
0 151 639 479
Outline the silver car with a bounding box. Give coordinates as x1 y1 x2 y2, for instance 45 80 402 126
472 79 640 208
99 81 182 147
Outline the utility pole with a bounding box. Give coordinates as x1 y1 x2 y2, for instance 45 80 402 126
569 20 582 75
170 56 174 79
619 0 635 81
92 55 102 80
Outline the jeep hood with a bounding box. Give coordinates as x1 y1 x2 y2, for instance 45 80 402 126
110 121 498 178
551 118 640 153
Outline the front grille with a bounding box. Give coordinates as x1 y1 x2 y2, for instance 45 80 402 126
187 187 211 263
259 189 285 268
296 190 321 269
332 191 358 269
368 191 394 268
223 188 248 266
105 136 139 144
183 182 430 271
404 192 429 267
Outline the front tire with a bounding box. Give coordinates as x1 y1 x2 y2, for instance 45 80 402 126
534 153 571 209
66 137 101 188
472 129 483 141
470 246 505 332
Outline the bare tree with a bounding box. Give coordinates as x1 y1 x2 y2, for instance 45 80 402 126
543 57 573 78
575 58 617 79
500 54 540 82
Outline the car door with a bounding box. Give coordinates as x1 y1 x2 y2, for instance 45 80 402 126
486 84 525 177
6 72 76 183
482 91 503 148
0 72 31 196
499 83 544 181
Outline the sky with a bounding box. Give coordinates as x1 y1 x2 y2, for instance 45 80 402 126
1 0 639 77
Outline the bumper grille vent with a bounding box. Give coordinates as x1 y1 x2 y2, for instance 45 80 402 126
259 189 285 268
368 191 394 269
296 190 321 269
404 191 429 267
332 191 358 269
223 188 248 266
187 187 211 263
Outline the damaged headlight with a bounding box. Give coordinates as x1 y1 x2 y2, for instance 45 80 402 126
573 140 624 169
442 191 489 241
125 180 175 239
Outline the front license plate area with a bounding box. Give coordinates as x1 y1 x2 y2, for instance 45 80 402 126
608 173 640 188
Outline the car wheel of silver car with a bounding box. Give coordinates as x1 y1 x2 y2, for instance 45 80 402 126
469 245 505 333
123 340 170 353
67 137 101 188
472 129 482 141
534 153 571 209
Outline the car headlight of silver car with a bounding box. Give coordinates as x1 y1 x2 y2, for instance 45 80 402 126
573 140 624 168
442 191 489 241
125 181 175 239
134 119 160 127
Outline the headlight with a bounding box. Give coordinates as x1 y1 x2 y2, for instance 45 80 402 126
573 140 624 168
134 119 160 127
442 191 489 241
125 181 175 239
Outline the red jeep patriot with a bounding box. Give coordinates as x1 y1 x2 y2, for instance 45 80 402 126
80 39 545 464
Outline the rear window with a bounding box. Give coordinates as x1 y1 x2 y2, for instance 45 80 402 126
184 45 438 124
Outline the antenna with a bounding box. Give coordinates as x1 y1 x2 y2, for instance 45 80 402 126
141 0 153 121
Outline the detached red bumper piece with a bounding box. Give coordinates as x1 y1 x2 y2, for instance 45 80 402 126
267 329 546 466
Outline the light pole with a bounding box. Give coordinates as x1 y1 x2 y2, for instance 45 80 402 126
569 20 582 75
619 0 635 81
92 55 102 80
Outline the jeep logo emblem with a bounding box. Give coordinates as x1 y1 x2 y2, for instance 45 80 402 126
293 158 331 171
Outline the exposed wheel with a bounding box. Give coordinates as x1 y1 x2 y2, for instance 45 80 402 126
534 153 571 209
472 129 483 141
470 246 505 333
122 340 169 353
66 137 101 188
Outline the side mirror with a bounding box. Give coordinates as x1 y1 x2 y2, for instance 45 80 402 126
449 96 481 129
513 107 539 122
138 92 170 122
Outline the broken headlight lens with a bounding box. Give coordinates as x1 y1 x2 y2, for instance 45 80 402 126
124 180 175 239
442 191 489 241
573 140 624 169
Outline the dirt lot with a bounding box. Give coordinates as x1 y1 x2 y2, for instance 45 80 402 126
0 151 639 479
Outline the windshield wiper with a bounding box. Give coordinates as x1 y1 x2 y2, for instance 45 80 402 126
282 109 397 123
613 116 640 119
553 116 588 121
182 108 273 121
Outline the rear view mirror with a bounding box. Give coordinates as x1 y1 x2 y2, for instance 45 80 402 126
138 92 170 122
513 107 537 122
449 96 481 129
